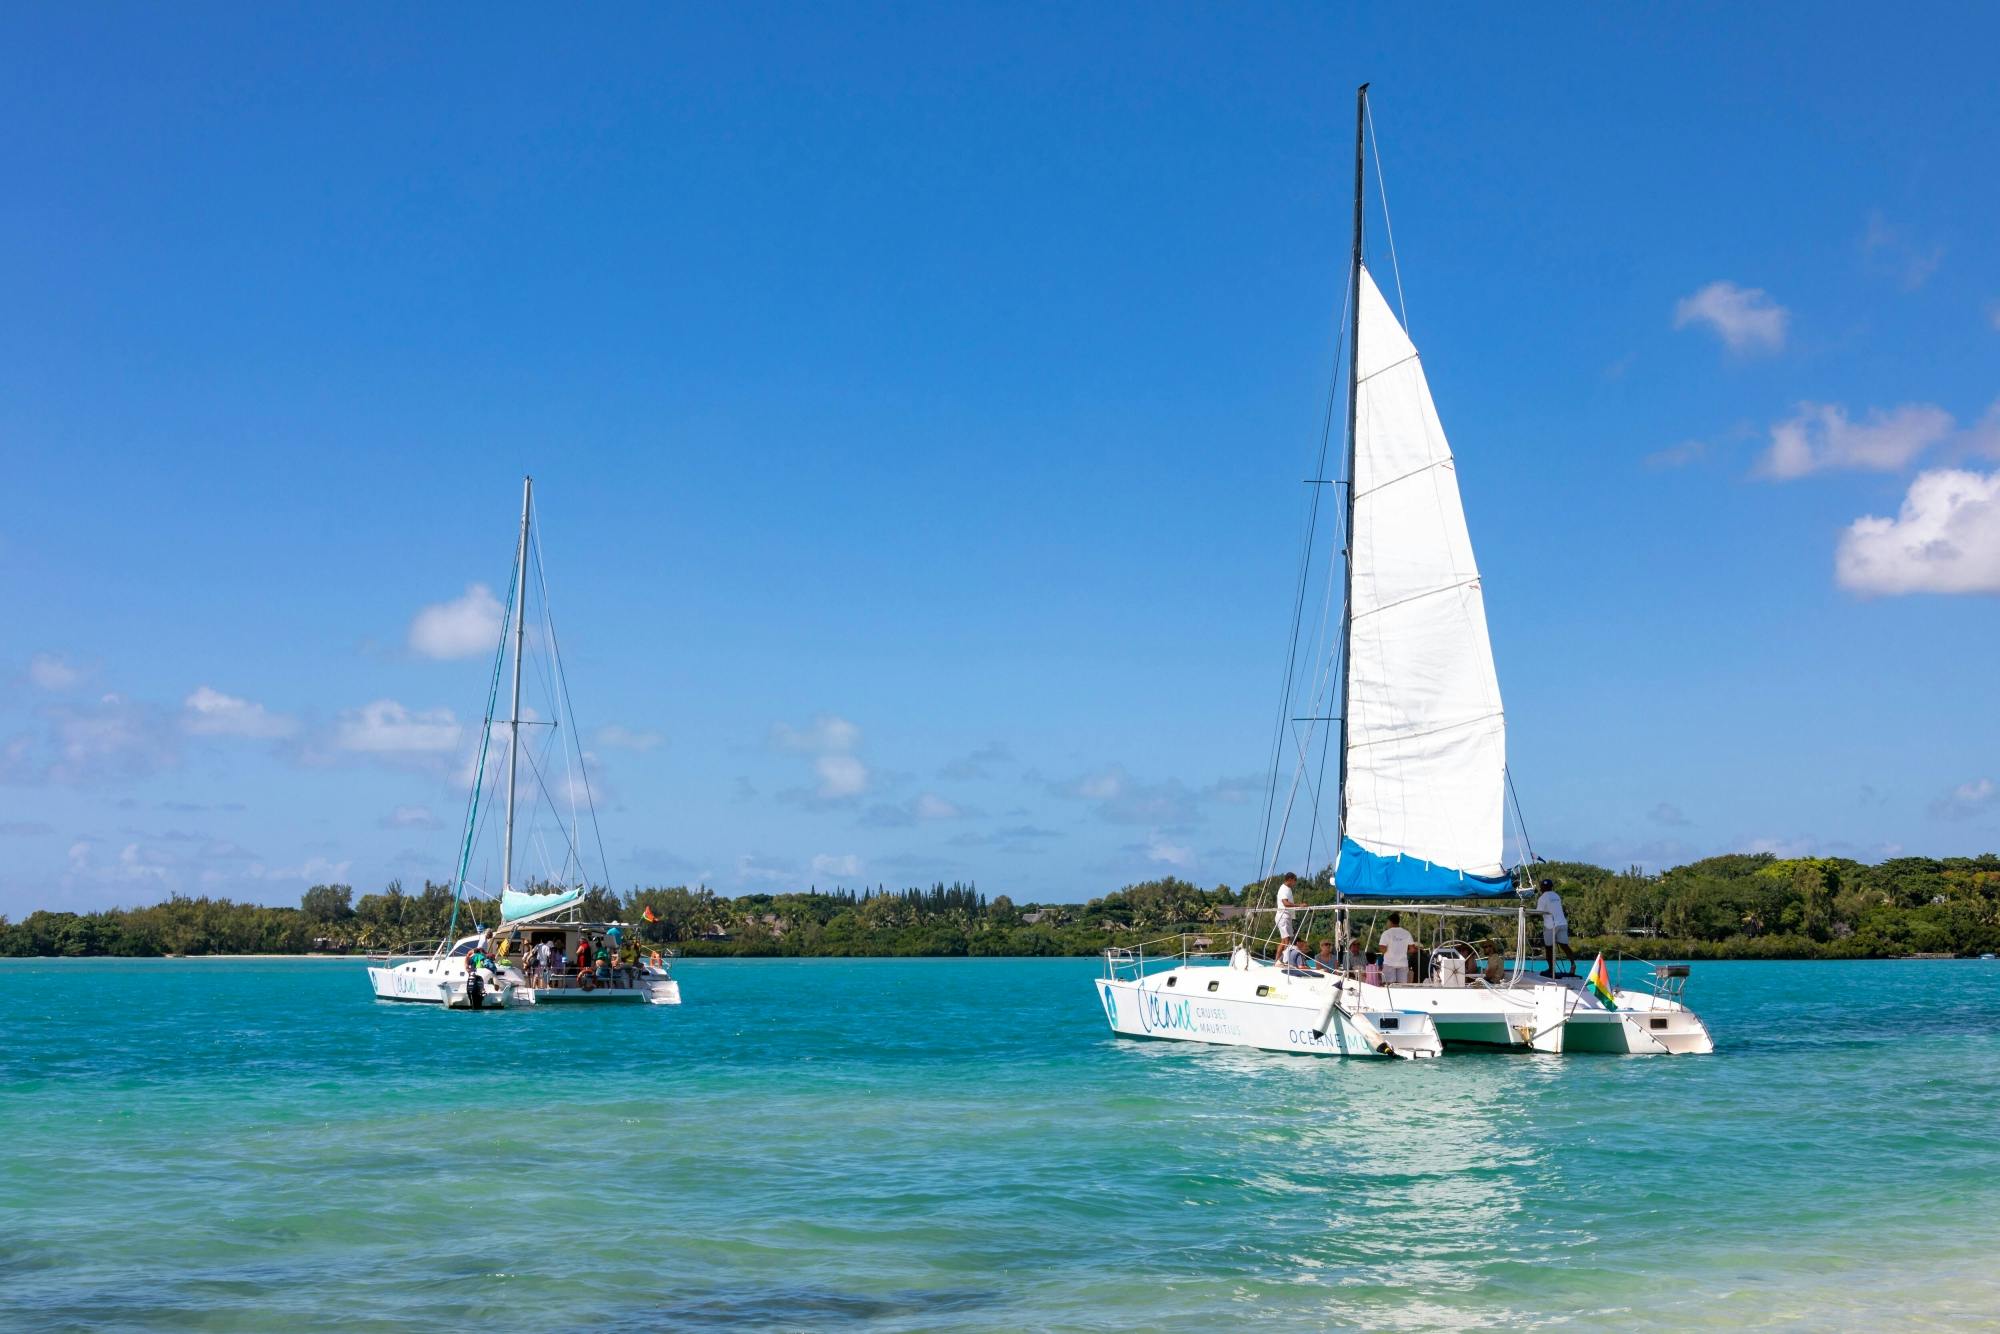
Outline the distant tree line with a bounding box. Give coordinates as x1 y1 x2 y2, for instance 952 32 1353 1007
3 853 1997 959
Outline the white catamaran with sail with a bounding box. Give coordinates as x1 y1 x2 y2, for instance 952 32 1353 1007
367 477 680 1009
1097 86 1711 1057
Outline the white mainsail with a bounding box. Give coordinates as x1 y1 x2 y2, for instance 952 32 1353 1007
1340 263 1507 890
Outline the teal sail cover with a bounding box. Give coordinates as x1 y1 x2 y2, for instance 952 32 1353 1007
502 887 582 923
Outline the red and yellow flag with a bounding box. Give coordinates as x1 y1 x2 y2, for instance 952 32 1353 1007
1585 953 1617 1008
642 905 658 923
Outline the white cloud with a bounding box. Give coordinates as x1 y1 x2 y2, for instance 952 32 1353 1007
1837 468 2000 595
1143 834 1194 868
27 653 81 691
381 804 444 830
594 724 663 751
1673 280 1788 354
1930 778 1997 822
182 686 298 740
1759 402 1954 479
814 753 869 799
811 852 862 879
408 584 504 660
334 699 463 754
772 714 869 802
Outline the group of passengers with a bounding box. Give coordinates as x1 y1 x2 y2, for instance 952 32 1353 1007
1269 870 1513 987
512 923 663 990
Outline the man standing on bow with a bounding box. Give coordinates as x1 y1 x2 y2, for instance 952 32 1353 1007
1537 878 1578 976
1273 872 1301 953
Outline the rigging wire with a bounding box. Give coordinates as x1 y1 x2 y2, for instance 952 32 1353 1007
445 542 519 945
1364 100 1409 333
530 494 615 892
1256 262 1355 893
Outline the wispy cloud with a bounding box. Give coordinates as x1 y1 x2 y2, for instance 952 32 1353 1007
380 804 443 830
859 792 976 828
1673 280 1788 354
26 653 82 691
0 694 179 788
182 686 298 740
951 824 1062 851
938 742 1016 782
594 724 664 752
810 852 862 880
333 699 464 756
1051 765 1200 828
1649 802 1691 828
1862 211 1944 291
408 584 504 660
1930 778 1997 822
1643 440 1708 470
1758 402 1954 479
1837 467 2000 595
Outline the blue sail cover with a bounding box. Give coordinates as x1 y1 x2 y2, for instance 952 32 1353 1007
1336 838 1513 899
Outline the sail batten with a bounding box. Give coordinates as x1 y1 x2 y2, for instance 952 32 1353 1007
1338 264 1508 897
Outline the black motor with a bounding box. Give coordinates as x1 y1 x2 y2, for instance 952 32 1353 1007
465 968 486 1010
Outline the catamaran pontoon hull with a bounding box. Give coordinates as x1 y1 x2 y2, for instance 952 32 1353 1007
1311 972 1714 1054
367 960 519 1009
1097 965 1441 1059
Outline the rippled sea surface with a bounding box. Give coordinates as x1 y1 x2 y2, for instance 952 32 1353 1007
3 957 1999 1331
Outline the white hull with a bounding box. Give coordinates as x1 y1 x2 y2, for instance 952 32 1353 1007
369 960 681 1008
516 973 680 1005
367 960 519 1009
1097 961 1442 1059
1339 972 1715 1055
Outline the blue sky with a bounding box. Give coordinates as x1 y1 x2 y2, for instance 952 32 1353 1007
4 4 1998 915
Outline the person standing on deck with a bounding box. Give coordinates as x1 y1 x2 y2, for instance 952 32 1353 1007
1537 878 1578 976
1274 872 1301 951
1379 913 1415 984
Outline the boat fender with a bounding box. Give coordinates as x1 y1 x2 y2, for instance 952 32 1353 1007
578 971 596 992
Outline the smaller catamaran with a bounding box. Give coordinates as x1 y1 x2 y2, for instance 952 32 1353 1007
1098 87 1710 1058
367 477 679 1009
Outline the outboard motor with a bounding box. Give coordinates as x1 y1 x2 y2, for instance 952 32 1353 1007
465 967 487 1010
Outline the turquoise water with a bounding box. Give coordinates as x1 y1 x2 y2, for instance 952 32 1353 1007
3 957 1998 1330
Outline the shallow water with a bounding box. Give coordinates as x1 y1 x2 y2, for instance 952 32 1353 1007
2 957 1997 1330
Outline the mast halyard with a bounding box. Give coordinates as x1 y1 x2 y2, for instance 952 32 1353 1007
1334 83 1367 865
502 475 531 894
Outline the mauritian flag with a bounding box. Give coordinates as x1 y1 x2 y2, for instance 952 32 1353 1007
642 905 658 924
1585 953 1617 1008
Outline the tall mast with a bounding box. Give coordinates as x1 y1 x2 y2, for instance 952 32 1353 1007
502 475 531 894
1334 83 1367 858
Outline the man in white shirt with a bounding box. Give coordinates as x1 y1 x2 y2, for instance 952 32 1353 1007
1536 878 1578 976
1273 872 1300 950
1378 912 1415 984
